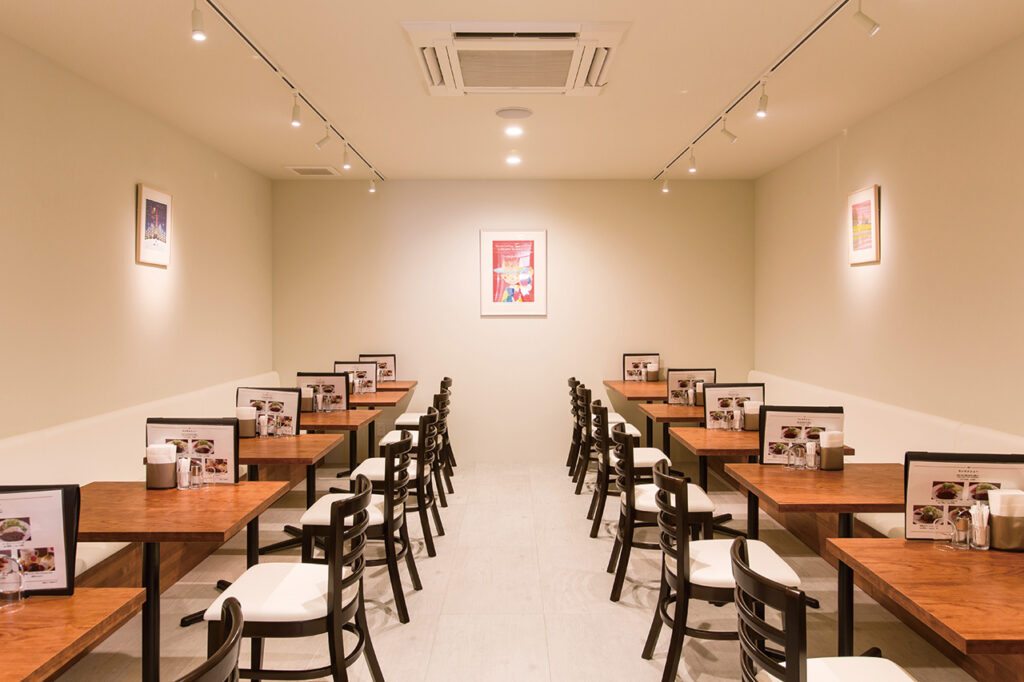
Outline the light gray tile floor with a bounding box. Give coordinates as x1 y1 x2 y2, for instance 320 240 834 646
60 456 973 681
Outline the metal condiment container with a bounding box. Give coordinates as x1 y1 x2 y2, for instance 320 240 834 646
819 430 844 471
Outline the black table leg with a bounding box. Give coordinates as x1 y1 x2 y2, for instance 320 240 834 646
746 492 760 540
367 411 375 458
663 423 670 458
698 455 708 491
306 463 316 508
645 413 653 447
837 512 854 656
259 463 317 555
142 542 160 682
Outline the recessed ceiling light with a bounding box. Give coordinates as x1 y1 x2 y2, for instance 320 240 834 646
505 125 523 137
506 151 522 165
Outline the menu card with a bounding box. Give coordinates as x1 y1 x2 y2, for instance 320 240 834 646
904 452 1024 540
666 368 716 404
703 383 765 429
623 353 659 381
359 354 397 383
296 372 350 411
333 361 378 393
0 485 80 596
236 387 300 435
758 406 844 465
146 418 240 484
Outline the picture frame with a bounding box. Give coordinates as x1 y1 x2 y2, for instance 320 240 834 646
758 405 844 466
848 184 880 265
666 368 717 404
146 418 240 484
136 184 172 268
703 383 765 428
0 484 80 597
480 230 546 316
235 387 301 435
622 353 659 381
296 372 350 411
359 354 396 383
333 361 378 393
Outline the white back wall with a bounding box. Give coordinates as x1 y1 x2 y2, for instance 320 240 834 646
753 33 1024 437
0 34 274 438
272 180 754 463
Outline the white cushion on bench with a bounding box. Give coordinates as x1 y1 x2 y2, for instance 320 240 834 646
855 513 906 539
75 542 130 577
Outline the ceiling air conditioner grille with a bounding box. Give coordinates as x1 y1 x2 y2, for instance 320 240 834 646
286 166 340 176
402 21 628 96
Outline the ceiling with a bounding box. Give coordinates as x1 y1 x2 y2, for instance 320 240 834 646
2 1 1023 180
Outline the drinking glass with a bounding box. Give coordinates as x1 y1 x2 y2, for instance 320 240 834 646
0 557 24 613
190 459 204 489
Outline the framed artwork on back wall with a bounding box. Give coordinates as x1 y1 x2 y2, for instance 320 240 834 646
136 184 171 268
480 230 546 316
848 185 880 265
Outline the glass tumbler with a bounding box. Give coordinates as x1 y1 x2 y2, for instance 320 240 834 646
0 557 24 613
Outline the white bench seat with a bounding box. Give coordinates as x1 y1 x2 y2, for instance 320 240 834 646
75 542 130 577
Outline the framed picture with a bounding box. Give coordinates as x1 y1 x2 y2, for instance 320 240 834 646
666 368 716 404
136 184 172 268
0 484 80 597
848 185 880 265
480 230 546 316
622 353 659 381
235 388 301 435
359 354 396 383
296 373 350 411
333 361 378 393
703 383 765 429
758 406 844 466
904 452 1024 540
146 418 240 484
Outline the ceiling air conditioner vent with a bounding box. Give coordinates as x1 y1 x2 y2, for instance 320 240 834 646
285 166 340 176
402 21 628 96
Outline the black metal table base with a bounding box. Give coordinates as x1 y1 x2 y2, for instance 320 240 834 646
837 512 854 656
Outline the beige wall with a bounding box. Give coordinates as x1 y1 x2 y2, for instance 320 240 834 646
754 34 1024 436
273 180 754 463
0 34 273 438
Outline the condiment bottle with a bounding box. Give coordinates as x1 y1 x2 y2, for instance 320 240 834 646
805 441 819 470
819 431 844 471
695 382 705 406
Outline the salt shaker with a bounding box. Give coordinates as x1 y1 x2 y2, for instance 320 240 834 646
805 442 819 470
176 452 191 490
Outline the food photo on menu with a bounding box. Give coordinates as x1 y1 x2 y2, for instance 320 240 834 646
148 419 238 484
296 374 350 411
703 384 765 429
334 363 377 393
666 369 717 405
759 407 844 465
236 388 300 436
359 355 396 383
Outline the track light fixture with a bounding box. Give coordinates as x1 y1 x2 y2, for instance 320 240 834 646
661 178 669 193
369 178 376 193
853 0 881 36
756 81 768 118
720 115 738 144
191 0 206 42
314 124 331 150
688 150 697 174
290 94 301 127
342 143 351 170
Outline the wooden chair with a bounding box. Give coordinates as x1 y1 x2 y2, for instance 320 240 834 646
176 597 243 682
730 537 916 682
587 400 668 537
608 430 716 603
395 383 456 488
203 476 382 682
302 432 421 623
572 385 642 495
565 377 581 474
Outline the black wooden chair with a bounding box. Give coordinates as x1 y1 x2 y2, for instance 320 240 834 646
203 476 382 681
730 537 916 682
572 385 642 495
303 432 421 623
565 377 582 474
607 429 716 603
396 382 456 491
588 400 669 537
176 598 243 682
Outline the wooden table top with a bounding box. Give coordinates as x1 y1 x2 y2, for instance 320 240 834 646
0 587 145 681
670 427 856 459
376 380 417 391
348 390 409 407
724 463 905 513
828 538 1024 654
238 433 344 466
638 403 704 423
300 409 381 431
603 380 667 401
78 480 289 543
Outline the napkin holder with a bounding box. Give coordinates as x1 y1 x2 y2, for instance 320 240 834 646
988 489 1024 551
645 364 660 382
144 444 177 490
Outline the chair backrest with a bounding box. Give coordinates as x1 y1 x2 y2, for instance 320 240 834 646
414 408 440 481
652 460 696 581
176 597 244 682
730 537 808 682
380 431 413 526
575 384 592 448
611 422 640 507
440 376 453 392
568 377 581 429
591 400 611 466
327 475 372 617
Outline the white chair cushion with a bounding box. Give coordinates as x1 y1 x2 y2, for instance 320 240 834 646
756 656 916 682
605 412 626 424
351 457 428 481
74 542 129 577
299 492 398 528
609 447 668 469
666 539 800 590
626 482 715 514
380 429 418 447
394 412 426 428
204 562 353 623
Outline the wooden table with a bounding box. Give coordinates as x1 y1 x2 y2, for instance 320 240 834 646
828 538 1024 655
726 463 904 656
376 380 417 391
637 404 704 456
348 390 409 408
604 380 668 447
301 409 382 470
0 587 145 681
78 481 289 681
